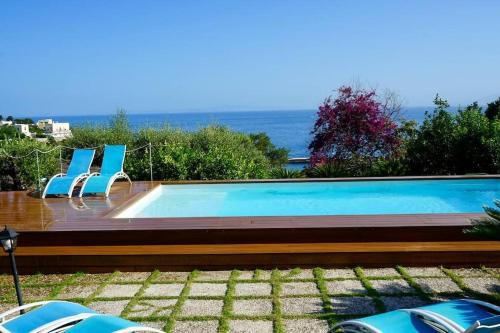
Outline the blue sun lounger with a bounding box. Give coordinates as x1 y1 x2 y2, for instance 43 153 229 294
64 314 164 332
0 301 96 333
79 145 131 198
407 299 500 333
334 299 500 333
42 149 95 198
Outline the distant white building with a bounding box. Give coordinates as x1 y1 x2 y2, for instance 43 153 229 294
36 119 53 130
46 122 72 140
0 120 13 126
14 124 31 137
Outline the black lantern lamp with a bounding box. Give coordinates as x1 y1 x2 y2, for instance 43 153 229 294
0 226 24 310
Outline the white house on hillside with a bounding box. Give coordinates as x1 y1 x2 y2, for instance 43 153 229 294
0 120 13 126
14 124 31 137
46 122 72 140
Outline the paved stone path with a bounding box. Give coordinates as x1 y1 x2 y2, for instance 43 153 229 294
0 267 498 333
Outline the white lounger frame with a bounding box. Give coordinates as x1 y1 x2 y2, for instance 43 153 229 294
0 301 96 333
42 172 91 199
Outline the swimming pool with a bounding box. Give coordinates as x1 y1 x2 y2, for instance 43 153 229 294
115 178 500 218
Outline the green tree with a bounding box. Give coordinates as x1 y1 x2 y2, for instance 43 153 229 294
485 97 500 120
407 95 456 175
453 102 494 174
0 125 25 139
6 116 13 121
249 132 289 167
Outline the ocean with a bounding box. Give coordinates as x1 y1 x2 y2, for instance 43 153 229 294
41 107 445 158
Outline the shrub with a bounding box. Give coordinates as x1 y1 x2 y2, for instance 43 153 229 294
407 97 500 175
63 112 272 181
249 133 289 168
485 97 500 120
0 139 59 191
270 168 303 179
464 199 500 240
406 95 456 175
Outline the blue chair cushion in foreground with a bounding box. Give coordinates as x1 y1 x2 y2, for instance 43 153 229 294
0 301 96 333
64 314 164 333
333 309 452 333
334 299 500 333
408 299 500 332
80 145 131 198
42 149 95 198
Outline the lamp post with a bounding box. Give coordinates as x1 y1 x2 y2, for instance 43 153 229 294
0 226 24 311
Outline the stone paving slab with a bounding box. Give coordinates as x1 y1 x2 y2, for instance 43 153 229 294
180 299 224 317
129 299 176 317
112 272 151 282
331 296 377 315
363 268 400 277
380 296 429 311
235 282 272 296
404 267 446 277
89 300 129 316
173 320 219 333
143 283 184 297
229 320 273 333
195 271 232 281
281 282 319 296
233 299 273 316
370 279 414 294
189 283 227 296
154 272 190 282
98 284 142 298
325 279 366 295
281 297 323 315
462 277 500 294
58 284 99 299
283 319 330 333
413 277 462 294
323 268 356 279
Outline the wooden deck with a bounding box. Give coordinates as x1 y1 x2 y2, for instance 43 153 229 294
1 176 499 273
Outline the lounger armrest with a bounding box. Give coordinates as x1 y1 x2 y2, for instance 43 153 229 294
404 309 463 333
36 313 97 333
0 301 52 323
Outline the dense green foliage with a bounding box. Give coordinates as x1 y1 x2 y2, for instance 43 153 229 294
0 139 59 191
249 132 289 167
63 111 274 181
465 199 500 240
406 97 500 175
307 95 500 177
0 125 25 139
485 97 500 120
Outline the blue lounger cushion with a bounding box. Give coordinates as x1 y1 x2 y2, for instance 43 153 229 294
43 149 95 197
415 300 499 331
1 301 96 333
80 145 130 197
335 310 440 333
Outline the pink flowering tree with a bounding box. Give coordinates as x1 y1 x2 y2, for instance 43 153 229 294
309 86 401 166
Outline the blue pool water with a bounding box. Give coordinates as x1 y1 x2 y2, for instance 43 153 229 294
116 179 500 218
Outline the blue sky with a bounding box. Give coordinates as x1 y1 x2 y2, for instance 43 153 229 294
1 1 499 116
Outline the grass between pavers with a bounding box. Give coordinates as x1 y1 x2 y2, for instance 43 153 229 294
0 266 498 332
353 267 385 313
